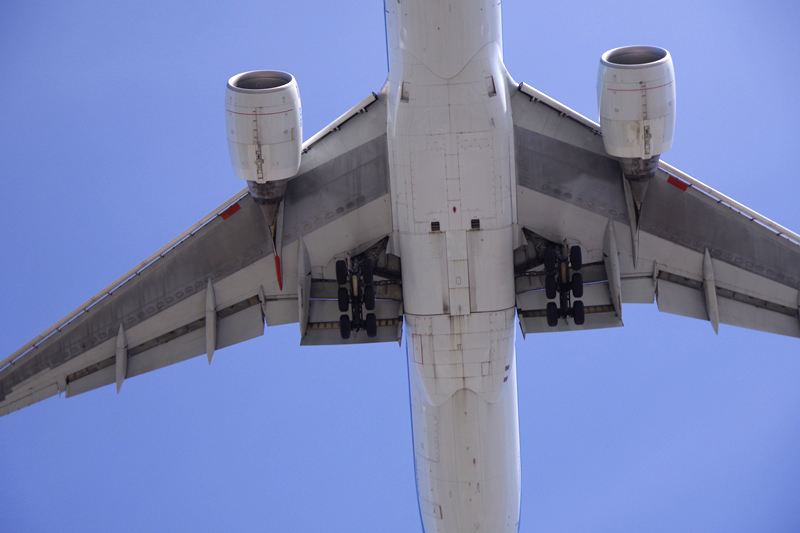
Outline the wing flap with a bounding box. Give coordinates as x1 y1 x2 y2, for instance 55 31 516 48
263 298 299 326
656 274 800 338
656 277 707 321
621 277 656 304
3 250 273 411
0 382 60 418
719 297 800 338
65 299 264 398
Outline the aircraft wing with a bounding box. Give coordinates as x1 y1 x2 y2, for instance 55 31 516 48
511 82 800 338
0 94 399 417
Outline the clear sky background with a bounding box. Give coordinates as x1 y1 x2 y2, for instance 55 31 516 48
2 1 800 532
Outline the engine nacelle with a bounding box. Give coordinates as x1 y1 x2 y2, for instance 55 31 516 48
597 46 675 161
226 70 302 183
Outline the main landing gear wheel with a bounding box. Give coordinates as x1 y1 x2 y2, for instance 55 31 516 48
571 272 584 298
545 275 557 300
543 247 556 272
337 287 349 312
363 284 376 311
362 258 373 285
546 302 559 327
570 245 582 271
365 313 377 338
339 314 351 339
573 300 585 325
335 260 348 286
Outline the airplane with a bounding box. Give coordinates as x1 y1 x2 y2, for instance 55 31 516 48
2 1 800 532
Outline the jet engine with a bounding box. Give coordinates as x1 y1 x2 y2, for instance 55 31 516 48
597 45 675 164
597 45 675 219
225 70 303 183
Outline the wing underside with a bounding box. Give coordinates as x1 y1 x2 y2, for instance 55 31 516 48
511 83 800 338
0 94 400 417
8 81 798 417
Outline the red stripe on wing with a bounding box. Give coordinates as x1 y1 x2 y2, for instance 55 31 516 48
667 176 689 191
220 203 241 220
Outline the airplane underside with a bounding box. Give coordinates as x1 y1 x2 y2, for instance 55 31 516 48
385 1 522 530
5 3 800 533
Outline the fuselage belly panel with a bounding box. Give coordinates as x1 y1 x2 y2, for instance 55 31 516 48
385 1 521 531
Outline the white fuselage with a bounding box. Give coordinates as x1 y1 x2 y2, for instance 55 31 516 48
384 1 521 531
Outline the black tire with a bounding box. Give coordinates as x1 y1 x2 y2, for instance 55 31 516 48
339 314 351 339
336 260 348 286
365 313 377 338
363 284 376 311
362 258 374 285
571 272 584 298
543 247 556 273
545 275 557 300
573 300 585 325
546 302 559 327
337 287 349 312
570 245 582 271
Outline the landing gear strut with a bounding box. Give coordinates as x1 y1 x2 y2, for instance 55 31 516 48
542 244 585 327
336 258 378 339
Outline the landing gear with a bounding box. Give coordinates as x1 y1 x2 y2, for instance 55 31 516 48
571 272 583 298
544 247 556 273
542 244 585 327
573 300 585 326
335 260 348 286
339 314 351 339
546 302 559 327
365 313 377 338
363 284 376 311
569 245 582 271
545 275 557 300
362 258 373 285
335 256 381 339
337 287 349 312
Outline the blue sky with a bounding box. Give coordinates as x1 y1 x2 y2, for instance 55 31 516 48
2 1 800 532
